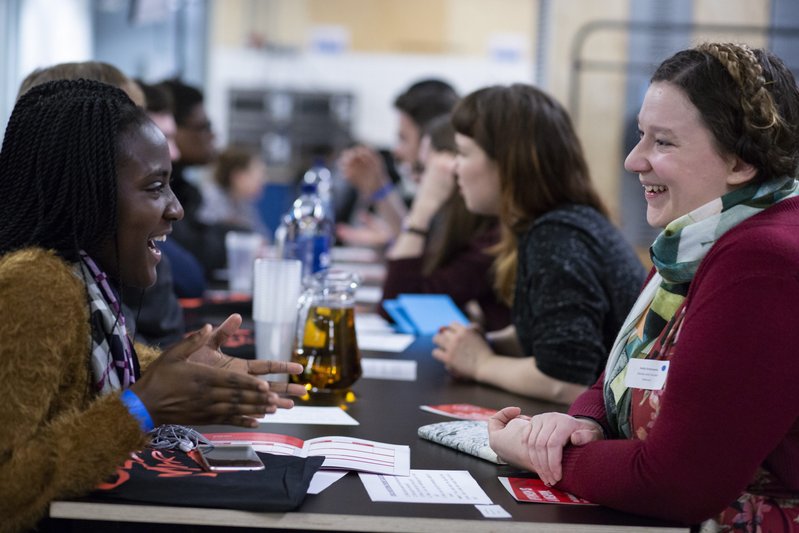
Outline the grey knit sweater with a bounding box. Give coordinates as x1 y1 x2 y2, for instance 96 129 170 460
513 204 646 385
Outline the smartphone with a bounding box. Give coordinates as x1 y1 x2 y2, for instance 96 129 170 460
198 445 265 472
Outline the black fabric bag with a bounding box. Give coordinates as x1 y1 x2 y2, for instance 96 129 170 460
88 449 324 512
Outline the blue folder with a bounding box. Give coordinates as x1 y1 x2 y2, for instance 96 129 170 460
381 299 417 334
382 294 469 335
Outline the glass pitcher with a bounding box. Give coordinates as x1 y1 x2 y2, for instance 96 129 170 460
291 270 362 395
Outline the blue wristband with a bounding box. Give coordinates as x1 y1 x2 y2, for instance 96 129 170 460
120 389 155 432
369 182 394 203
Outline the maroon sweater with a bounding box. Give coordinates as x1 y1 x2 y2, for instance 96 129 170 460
560 197 799 524
380 225 510 332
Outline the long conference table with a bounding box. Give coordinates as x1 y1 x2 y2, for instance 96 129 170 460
50 329 688 532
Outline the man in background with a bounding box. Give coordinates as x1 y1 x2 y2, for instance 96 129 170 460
336 79 459 247
158 78 233 281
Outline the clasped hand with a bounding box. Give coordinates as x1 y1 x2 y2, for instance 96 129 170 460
130 314 306 429
487 407 604 486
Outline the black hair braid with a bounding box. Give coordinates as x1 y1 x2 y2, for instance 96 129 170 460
13 90 115 257
0 79 135 261
0 93 50 248
37 98 92 247
75 97 120 248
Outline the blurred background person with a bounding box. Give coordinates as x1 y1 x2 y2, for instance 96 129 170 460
336 78 459 248
159 78 232 282
199 145 270 236
381 114 510 331
17 60 145 106
135 78 180 161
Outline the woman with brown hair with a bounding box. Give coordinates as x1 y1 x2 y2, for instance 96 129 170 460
432 84 645 404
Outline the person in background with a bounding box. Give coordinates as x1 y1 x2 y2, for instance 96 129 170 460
0 79 305 531
17 60 145 107
432 84 645 404
488 43 799 529
380 114 510 331
336 79 459 248
198 145 269 235
135 78 181 161
158 78 232 280
136 80 206 299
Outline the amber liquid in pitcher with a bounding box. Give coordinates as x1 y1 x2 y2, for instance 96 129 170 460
291 305 361 393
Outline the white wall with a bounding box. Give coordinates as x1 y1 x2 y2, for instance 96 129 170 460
207 46 534 149
0 0 92 131
18 0 92 81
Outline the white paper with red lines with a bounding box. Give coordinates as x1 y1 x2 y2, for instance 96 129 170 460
257 406 359 425
204 432 410 476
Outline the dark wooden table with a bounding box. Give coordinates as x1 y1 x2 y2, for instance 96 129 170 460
50 333 687 532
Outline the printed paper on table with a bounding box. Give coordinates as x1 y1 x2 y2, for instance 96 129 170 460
359 470 492 504
203 432 410 476
257 406 359 425
361 358 417 381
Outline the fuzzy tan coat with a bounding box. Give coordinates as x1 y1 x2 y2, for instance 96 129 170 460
0 248 161 532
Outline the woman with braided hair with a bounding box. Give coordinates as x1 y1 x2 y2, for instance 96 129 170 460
488 42 799 530
0 79 306 532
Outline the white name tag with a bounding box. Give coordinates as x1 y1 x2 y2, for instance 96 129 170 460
624 359 670 390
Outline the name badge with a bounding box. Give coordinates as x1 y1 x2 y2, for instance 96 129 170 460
624 359 670 390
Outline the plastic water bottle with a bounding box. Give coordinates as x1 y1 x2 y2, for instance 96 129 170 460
302 158 334 225
274 182 333 281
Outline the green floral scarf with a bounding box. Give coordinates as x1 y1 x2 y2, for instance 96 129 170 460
603 176 799 438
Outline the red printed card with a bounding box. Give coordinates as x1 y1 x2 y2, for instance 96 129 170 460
499 477 596 505
420 403 498 421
